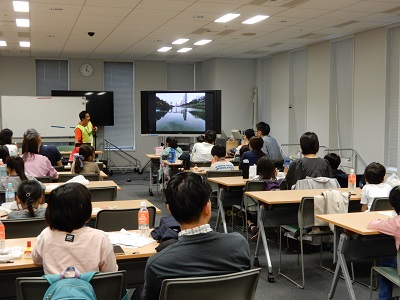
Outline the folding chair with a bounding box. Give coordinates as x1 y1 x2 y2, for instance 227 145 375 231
3 218 47 238
370 197 391 211
159 268 261 300
16 270 127 300
95 207 156 231
88 186 117 201
57 173 100 182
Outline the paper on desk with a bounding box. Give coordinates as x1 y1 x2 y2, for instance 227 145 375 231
107 229 154 248
45 184 59 192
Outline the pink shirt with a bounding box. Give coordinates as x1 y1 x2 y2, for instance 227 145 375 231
24 153 58 178
368 214 400 250
32 226 118 274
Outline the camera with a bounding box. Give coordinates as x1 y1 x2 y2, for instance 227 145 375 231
88 32 95 37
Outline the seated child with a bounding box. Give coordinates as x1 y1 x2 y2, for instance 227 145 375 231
8 180 45 219
368 185 399 300
32 182 118 274
248 156 283 241
324 153 346 176
361 162 392 212
210 145 234 171
4 156 43 192
159 137 183 180
72 144 100 175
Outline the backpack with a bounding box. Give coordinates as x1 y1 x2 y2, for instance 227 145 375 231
265 179 283 191
43 271 97 300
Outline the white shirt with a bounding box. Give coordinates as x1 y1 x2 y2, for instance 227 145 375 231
361 182 392 211
191 142 214 162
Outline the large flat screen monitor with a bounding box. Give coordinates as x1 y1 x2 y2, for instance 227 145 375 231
51 90 114 126
141 90 221 135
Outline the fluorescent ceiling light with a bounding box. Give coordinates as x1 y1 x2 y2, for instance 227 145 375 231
97 92 106 95
194 39 212 46
13 1 29 12
215 13 240 23
0 41 6 46
16 18 30 27
19 41 30 47
157 47 172 52
242 15 269 24
177 48 192 53
172 38 189 45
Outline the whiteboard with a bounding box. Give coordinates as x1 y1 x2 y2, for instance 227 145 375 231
1 96 86 138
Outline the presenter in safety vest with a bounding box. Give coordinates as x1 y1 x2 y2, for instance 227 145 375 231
74 111 97 146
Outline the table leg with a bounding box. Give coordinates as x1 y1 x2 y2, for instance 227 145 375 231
215 188 227 233
328 233 356 300
253 204 274 282
148 159 154 196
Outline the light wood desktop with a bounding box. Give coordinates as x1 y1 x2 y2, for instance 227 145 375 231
58 170 108 179
207 176 248 187
44 180 121 194
161 159 183 166
244 187 361 283
60 150 103 155
192 166 239 174
0 232 158 298
316 211 396 300
91 200 162 217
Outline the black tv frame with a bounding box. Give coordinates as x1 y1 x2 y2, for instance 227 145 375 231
141 90 221 136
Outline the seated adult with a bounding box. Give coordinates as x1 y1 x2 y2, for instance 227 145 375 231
0 128 18 157
24 128 63 166
191 130 216 162
239 136 265 179
285 132 332 189
137 172 251 300
22 131 58 179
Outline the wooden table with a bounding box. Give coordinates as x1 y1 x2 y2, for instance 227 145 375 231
44 180 121 194
145 154 160 196
0 232 158 299
316 211 396 300
58 170 108 179
60 150 103 155
91 200 162 218
207 176 247 234
244 188 362 283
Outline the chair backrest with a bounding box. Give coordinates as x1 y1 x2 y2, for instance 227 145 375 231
95 207 156 231
298 197 315 229
96 162 104 171
56 145 75 152
57 174 100 182
88 186 117 202
242 181 268 208
192 161 212 168
16 270 127 300
159 268 261 300
35 176 52 183
370 197 391 211
53 165 65 172
294 177 340 190
3 218 47 239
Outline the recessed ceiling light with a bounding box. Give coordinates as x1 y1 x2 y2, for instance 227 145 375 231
97 92 106 95
16 18 29 27
194 39 212 46
19 41 30 47
85 92 93 95
13 1 29 12
157 47 172 52
177 48 192 53
215 13 240 23
172 38 189 45
0 41 6 46
242 15 269 25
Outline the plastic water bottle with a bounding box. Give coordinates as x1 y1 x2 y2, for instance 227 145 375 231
138 201 149 237
0 161 7 190
168 148 175 163
5 182 15 203
348 168 356 193
0 220 5 252
283 155 292 169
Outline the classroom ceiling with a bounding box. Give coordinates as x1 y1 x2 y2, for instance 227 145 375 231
1 0 400 62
